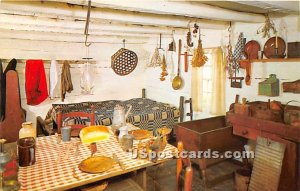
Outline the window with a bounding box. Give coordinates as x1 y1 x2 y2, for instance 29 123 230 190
201 53 213 112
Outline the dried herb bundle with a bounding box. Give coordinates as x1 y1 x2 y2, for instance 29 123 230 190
257 14 277 38
148 47 162 67
192 39 207 67
160 54 168 81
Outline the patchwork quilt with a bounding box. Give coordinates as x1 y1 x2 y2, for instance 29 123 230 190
45 98 180 132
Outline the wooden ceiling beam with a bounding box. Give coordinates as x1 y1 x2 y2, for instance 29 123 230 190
0 13 186 35
0 23 172 38
0 1 228 29
0 28 150 43
49 0 265 22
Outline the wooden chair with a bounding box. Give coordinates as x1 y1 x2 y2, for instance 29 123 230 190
57 106 95 137
179 96 193 122
176 141 193 191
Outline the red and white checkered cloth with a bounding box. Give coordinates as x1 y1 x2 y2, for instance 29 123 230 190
18 133 176 191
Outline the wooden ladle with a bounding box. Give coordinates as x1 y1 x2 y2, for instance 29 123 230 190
172 39 183 90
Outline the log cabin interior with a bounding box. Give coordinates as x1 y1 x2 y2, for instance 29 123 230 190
0 0 299 190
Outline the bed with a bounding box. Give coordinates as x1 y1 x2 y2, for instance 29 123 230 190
37 90 180 136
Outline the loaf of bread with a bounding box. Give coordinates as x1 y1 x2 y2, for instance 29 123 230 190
79 125 110 144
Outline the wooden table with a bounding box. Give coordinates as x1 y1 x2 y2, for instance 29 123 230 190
17 132 176 191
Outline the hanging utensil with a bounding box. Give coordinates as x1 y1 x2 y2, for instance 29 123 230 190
168 30 176 52
172 39 183 90
181 51 192 72
158 33 164 51
186 24 193 47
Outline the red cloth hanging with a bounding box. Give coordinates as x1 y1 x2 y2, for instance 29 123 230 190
25 60 48 105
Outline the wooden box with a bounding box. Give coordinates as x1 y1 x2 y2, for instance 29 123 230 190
234 103 250 116
175 116 245 186
258 74 279 97
288 42 300 58
250 101 283 122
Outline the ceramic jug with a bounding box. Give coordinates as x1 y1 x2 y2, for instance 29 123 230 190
112 104 132 127
19 122 36 139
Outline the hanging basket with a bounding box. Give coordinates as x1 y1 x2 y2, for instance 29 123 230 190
111 48 138 76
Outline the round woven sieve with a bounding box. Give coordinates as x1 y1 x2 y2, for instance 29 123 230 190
111 48 138 76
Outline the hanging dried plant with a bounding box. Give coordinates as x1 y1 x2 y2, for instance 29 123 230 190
148 47 162 67
226 22 235 77
257 14 277 38
191 39 207 67
160 54 168 81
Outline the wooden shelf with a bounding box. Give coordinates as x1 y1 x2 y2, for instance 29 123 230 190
240 58 300 63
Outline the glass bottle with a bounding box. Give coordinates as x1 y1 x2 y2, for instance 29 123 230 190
19 122 36 139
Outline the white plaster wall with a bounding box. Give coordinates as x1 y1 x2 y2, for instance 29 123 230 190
1 14 299 130
0 37 150 128
227 15 300 108
144 29 225 120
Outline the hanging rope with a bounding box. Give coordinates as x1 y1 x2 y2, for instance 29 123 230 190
84 0 92 47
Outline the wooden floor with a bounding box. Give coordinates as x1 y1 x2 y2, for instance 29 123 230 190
71 158 240 191
70 138 241 191
145 159 239 191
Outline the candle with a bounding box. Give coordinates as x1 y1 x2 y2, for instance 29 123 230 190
275 32 278 48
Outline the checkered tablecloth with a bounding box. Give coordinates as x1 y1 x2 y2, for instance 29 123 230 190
18 131 176 191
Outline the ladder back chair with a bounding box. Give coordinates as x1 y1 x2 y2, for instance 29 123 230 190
57 106 95 137
177 141 193 191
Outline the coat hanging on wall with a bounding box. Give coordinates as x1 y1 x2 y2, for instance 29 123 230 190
61 61 73 101
25 60 48 105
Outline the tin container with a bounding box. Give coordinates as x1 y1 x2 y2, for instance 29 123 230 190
258 74 279 97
